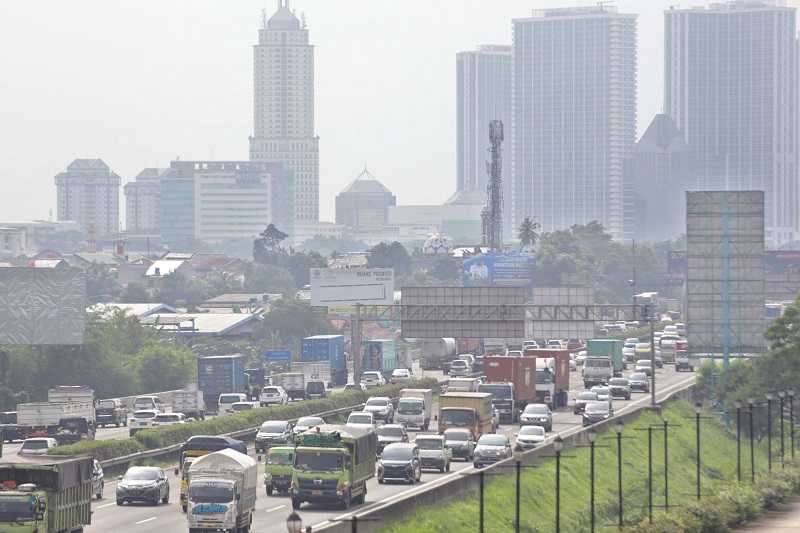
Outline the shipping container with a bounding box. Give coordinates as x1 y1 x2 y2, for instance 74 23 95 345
197 354 247 412
483 356 537 403
522 348 571 408
363 339 397 377
301 335 346 371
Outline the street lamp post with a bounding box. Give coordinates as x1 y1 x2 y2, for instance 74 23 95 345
766 393 774 472
748 398 755 483
695 402 702 500
663 419 669 510
286 512 303 533
789 390 796 458
735 400 742 482
479 470 485 533
614 421 624 528
588 430 597 533
779 391 786 468
648 426 653 522
554 435 563 533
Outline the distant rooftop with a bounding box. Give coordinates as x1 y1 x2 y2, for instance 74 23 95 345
339 166 393 195
265 0 300 30
143 313 262 336
89 303 177 320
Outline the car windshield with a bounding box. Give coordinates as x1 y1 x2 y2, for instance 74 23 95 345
415 438 442 450
260 422 288 433
295 451 343 471
0 496 36 521
398 399 423 414
377 426 404 438
585 358 611 368
441 410 475 426
630 373 647 381
362 372 380 380
154 415 180 423
22 440 48 449
219 395 241 404
478 435 507 446
478 384 512 399
267 452 293 465
348 414 372 424
392 370 409 376
578 392 598 400
307 382 324 393
450 360 467 368
98 400 116 409
524 405 549 415
519 426 545 436
592 388 609 395
366 398 388 407
444 429 472 441
134 411 156 419
586 403 609 414
635 344 651 350
124 468 159 481
382 446 413 461
262 387 281 395
189 483 233 504
297 417 323 427
609 379 628 386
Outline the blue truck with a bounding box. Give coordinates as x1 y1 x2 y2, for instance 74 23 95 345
197 354 247 413
301 335 347 386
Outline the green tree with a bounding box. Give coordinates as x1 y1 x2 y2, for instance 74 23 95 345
430 256 462 282
517 216 541 250
253 224 289 263
85 263 122 302
252 299 334 347
119 283 149 303
299 235 368 256
368 241 412 276
243 263 296 296
132 341 195 393
156 272 210 306
286 251 327 287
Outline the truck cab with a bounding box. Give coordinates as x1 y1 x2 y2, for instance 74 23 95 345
477 382 517 423
583 357 613 388
264 446 294 496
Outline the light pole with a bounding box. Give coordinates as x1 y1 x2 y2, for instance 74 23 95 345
748 398 755 483
663 419 670 510
287 512 303 533
695 401 702 500
766 393 774 472
647 426 653 523
734 400 742 482
588 429 597 533
554 435 563 533
779 391 786 468
614 421 624 528
479 470 485 533
789 390 795 458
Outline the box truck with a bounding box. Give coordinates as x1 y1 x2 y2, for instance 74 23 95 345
197 354 247 413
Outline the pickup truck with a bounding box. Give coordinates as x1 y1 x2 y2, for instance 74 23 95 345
96 398 128 427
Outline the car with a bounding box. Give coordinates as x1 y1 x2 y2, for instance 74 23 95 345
675 351 696 372
151 412 187 427
360 371 386 388
635 359 653 376
573 391 599 414
608 378 632 400
448 359 471 377
473 434 513 468
575 351 588 366
628 372 650 393
654 351 664 368
569 356 577 372
343 383 367 392
378 443 421 484
622 343 637 362
515 426 547 450
590 385 612 403
116 466 170 506
634 342 652 360
260 385 289 407
566 339 583 351
582 401 614 427
230 401 256 413
458 354 476 367
346 411 375 430
128 410 159 436
520 403 552 431
0 411 21 442
390 368 412 384
506 350 523 358
92 459 104 500
218 393 248 415
293 416 325 435
305 380 327 400
19 437 57 455
376 424 409 454
364 397 394 423
675 323 687 337
255 420 294 453
443 428 476 461
414 434 452 472
523 340 540 349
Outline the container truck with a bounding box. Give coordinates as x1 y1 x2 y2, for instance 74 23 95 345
481 355 537 422
271 372 305 401
197 354 247 413
291 362 333 388
301 335 347 386
171 389 206 420
586 339 625 376
0 454 93 533
17 402 96 443
438 392 494 440
291 425 377 510
410 338 456 370
394 389 433 430
186 449 257 533
523 348 571 408
363 339 397 379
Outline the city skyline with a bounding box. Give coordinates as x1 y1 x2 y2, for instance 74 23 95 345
0 0 687 229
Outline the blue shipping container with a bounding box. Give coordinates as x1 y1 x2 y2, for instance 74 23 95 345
197 354 247 408
301 335 346 371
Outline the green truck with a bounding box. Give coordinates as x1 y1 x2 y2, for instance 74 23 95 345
0 454 92 533
264 446 294 496
587 339 625 376
291 425 377 510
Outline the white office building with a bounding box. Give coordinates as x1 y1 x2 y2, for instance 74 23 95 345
249 0 319 225
55 159 121 237
665 1 798 247
124 168 167 233
511 6 637 239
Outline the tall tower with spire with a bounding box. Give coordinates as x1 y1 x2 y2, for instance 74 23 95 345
250 0 319 226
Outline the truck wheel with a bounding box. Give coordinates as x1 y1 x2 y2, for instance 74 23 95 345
291 498 301 510
116 499 123 506
96 482 103 499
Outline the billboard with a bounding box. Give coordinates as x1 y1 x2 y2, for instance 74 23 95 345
263 350 292 363
462 253 534 288
0 267 86 345
528 287 595 339
310 268 394 307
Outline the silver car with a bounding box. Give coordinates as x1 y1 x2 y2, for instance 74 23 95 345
473 434 512 468
414 434 452 473
515 426 546 450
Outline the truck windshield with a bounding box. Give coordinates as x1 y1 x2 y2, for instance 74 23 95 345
98 400 116 409
397 399 423 414
585 359 611 368
295 451 344 471
0 497 35 522
478 385 512 399
189 484 233 504
535 370 554 384
268 452 293 465
441 409 475 427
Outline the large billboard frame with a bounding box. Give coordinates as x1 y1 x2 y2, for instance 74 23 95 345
310 268 394 307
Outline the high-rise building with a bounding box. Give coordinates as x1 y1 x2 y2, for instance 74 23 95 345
249 0 319 227
124 168 167 234
511 6 637 240
55 159 121 238
335 167 396 232
456 45 511 194
665 1 798 247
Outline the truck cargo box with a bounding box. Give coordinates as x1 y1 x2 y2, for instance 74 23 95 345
198 354 247 410
47 386 95 405
301 335 346 371
18 402 95 427
483 356 537 402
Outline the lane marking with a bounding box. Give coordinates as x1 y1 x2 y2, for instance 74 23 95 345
96 502 116 509
265 504 287 513
135 517 157 525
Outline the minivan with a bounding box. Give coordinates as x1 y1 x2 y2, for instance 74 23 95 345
218 393 248 416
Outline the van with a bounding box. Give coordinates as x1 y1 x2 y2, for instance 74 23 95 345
133 395 164 412
305 380 326 400
218 393 248 416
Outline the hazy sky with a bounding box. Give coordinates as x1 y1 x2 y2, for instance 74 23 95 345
1 0 704 225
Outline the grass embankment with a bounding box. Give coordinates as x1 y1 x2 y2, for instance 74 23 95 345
50 378 440 461
383 400 796 533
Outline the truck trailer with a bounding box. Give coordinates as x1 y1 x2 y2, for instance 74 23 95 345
197 354 247 413
481 355 537 422
523 348 571 408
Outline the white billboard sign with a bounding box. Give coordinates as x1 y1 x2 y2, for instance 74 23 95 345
310 268 394 306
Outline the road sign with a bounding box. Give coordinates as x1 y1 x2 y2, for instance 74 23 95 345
263 350 292 363
310 268 394 307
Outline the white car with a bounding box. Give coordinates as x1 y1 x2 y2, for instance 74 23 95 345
360 371 386 388
390 369 412 384
218 393 248 416
260 386 289 407
151 413 186 427
515 426 546 450
294 416 325 434
364 397 394 423
622 342 636 362
20 437 57 455
129 410 159 436
346 411 375 430
575 350 588 366
230 401 256 414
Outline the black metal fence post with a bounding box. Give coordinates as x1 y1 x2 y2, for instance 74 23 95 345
615 422 624 528
748 398 755 483
767 394 774 472
735 401 742 482
779 392 786 468
695 402 702 500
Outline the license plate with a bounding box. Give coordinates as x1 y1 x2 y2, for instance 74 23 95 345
312 490 322 496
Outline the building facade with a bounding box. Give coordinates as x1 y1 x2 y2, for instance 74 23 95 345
55 159 121 237
511 6 637 240
249 0 319 227
457 45 512 194
665 1 798 247
124 168 167 233
335 167 396 231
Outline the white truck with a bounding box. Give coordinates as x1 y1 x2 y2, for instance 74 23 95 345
187 448 257 533
172 389 206 420
447 377 481 393
272 372 305 401
17 401 96 443
394 388 433 430
291 362 331 387
47 385 95 404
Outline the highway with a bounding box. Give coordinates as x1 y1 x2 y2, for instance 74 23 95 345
81 364 695 533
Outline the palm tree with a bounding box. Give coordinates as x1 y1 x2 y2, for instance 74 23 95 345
518 217 541 251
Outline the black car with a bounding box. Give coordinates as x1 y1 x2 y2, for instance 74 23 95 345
378 443 421 484
376 424 409 454
582 401 614 427
0 411 21 442
443 428 476 461
628 372 650 393
116 466 169 506
608 378 631 400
